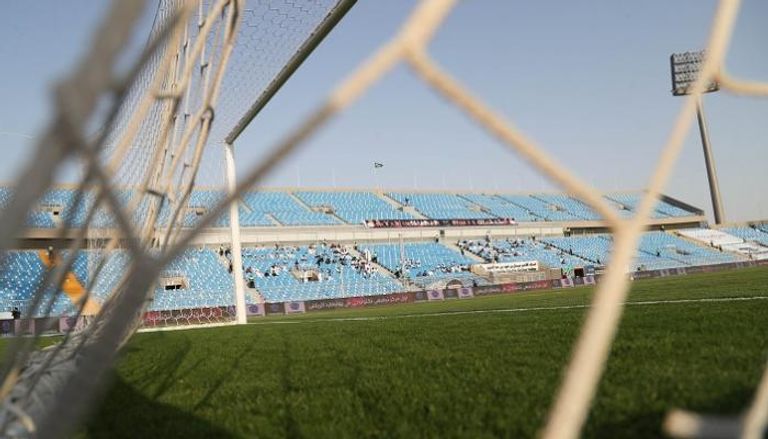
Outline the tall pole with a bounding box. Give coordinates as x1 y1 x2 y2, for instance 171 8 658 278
670 50 725 225
224 141 247 324
695 97 725 224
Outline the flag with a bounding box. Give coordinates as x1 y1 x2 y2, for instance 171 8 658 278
374 162 384 168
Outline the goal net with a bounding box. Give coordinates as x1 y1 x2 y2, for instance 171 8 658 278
0 0 766 438
0 0 355 436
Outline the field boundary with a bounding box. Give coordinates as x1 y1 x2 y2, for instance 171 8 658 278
246 295 768 325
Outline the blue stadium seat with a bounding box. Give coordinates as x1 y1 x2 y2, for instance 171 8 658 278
604 193 693 219
497 195 580 221
387 193 494 220
463 238 588 268
357 242 481 287
0 251 73 317
460 194 540 222
295 191 413 224
723 226 768 247
242 244 402 302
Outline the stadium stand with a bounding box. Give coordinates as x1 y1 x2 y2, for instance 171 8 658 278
497 195 580 221
151 249 235 311
25 211 56 228
542 235 614 266
86 248 236 310
706 227 768 260
1 181 750 316
541 232 741 271
723 226 768 247
604 193 694 218
640 231 740 267
0 251 72 317
676 228 741 246
459 194 540 221
357 241 482 287
459 238 589 268
295 191 413 224
677 228 768 260
240 243 402 302
88 251 129 302
242 192 338 226
387 193 494 220
0 248 238 315
0 187 10 208
531 194 601 220
0 186 700 229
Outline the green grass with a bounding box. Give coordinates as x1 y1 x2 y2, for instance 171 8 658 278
78 267 768 438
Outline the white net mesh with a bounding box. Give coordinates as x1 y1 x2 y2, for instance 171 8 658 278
0 0 355 436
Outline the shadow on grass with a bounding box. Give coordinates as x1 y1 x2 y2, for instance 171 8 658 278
81 375 234 438
192 341 256 411
586 385 760 439
82 333 235 438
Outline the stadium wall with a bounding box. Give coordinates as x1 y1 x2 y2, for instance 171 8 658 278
4 258 765 336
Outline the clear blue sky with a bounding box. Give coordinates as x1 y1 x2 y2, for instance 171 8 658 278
0 1 766 222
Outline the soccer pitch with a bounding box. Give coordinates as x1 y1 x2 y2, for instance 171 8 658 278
80 266 767 438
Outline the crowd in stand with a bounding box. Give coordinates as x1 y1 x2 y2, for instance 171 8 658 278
223 242 383 286
394 258 470 278
457 236 572 266
458 237 524 262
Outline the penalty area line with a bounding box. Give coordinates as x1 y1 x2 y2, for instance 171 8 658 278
247 295 768 326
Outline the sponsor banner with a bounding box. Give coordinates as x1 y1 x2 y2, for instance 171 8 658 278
265 302 285 315
572 277 585 286
560 278 574 288
59 315 92 333
348 293 414 308
685 266 705 275
306 298 347 312
501 283 519 293
631 270 657 280
246 303 265 317
15 319 34 335
427 290 445 301
474 284 505 296
285 301 306 314
476 279 556 295
659 269 671 277
443 289 459 299
33 317 59 334
674 268 687 276
0 320 13 336
457 287 473 299
346 297 366 308
414 291 428 302
364 218 516 229
476 260 539 273
520 280 552 291
583 275 596 285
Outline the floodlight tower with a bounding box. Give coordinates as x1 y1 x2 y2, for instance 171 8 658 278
670 50 725 224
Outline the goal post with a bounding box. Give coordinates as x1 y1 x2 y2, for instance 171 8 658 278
222 0 357 324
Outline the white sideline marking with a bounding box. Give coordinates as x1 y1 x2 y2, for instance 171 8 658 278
138 320 237 334
247 295 768 326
